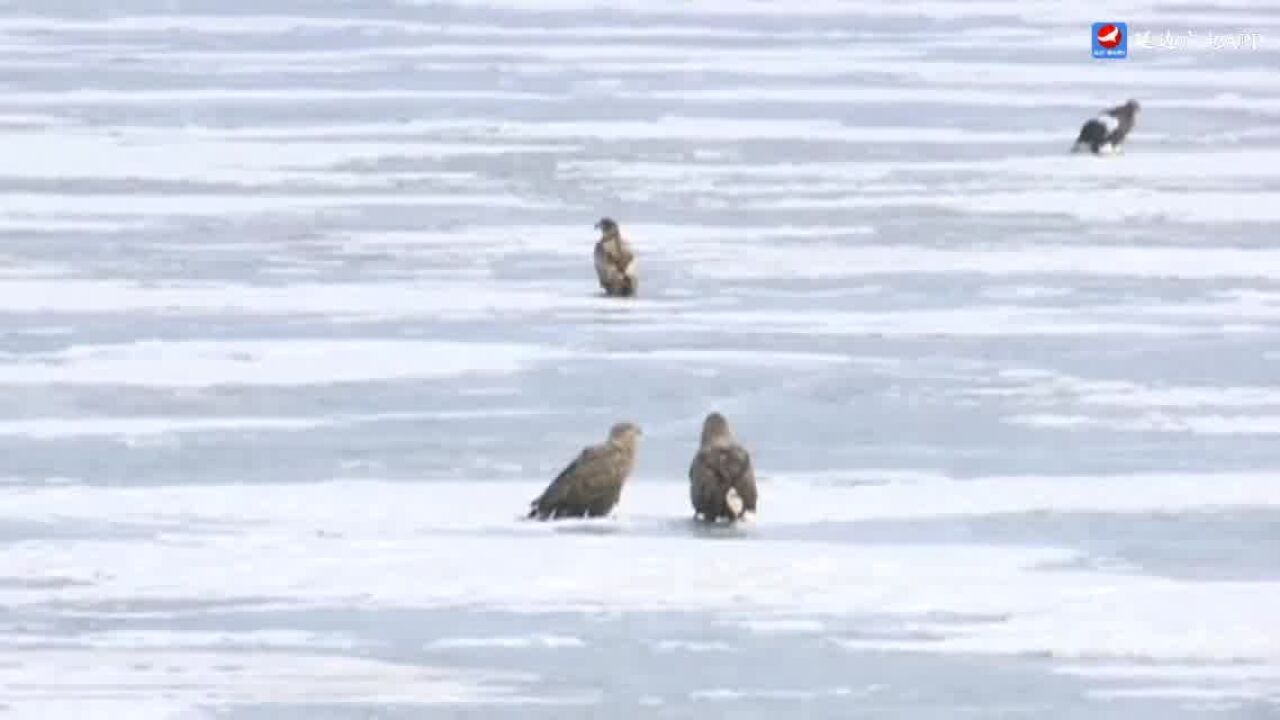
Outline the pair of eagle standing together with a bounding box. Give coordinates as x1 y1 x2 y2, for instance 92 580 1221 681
528 99 1144 524
527 413 758 524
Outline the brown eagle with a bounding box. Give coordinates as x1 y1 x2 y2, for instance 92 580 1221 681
689 412 758 523
527 422 643 520
592 217 638 297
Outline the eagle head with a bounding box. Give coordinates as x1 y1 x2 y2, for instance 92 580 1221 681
595 217 619 235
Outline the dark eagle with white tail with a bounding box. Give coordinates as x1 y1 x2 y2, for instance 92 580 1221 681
592 217 638 297
527 422 642 520
689 412 758 523
1073 99 1141 155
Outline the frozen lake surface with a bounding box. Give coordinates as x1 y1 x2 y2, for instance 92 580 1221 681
1 0 1279 717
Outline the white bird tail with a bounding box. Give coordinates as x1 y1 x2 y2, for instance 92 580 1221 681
725 487 744 518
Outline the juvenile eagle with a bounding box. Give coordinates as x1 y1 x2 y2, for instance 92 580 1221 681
592 217 638 297
527 422 642 520
689 412 758 523
1072 99 1141 155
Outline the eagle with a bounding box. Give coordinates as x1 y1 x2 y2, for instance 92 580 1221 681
592 217 638 297
689 412 758 523
1072 99 1141 155
527 422 643 520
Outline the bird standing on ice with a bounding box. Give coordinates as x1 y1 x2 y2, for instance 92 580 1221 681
527 422 643 520
689 412 759 523
592 217 638 297
1073 99 1141 155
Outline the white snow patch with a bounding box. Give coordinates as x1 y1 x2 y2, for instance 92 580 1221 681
0 648 526 712
651 639 734 653
0 280 608 318
623 307 1238 338
0 88 555 106
684 245 1280 282
0 475 1275 698
973 371 1280 409
607 348 850 368
0 191 554 217
0 340 565 387
0 477 1274 659
0 416 325 439
0 409 564 440
753 189 1280 223
690 686 874 701
1010 413 1280 435
428 634 586 650
737 618 827 634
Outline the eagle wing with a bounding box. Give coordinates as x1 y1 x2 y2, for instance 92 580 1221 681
593 242 614 284
728 446 758 512
595 239 634 277
614 239 635 273
530 443 627 518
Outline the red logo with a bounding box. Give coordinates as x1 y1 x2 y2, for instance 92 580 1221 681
1096 24 1123 48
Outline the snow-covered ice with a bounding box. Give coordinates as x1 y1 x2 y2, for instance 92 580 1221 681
1 0 1279 717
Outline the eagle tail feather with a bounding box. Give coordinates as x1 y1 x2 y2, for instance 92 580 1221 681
725 486 745 519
